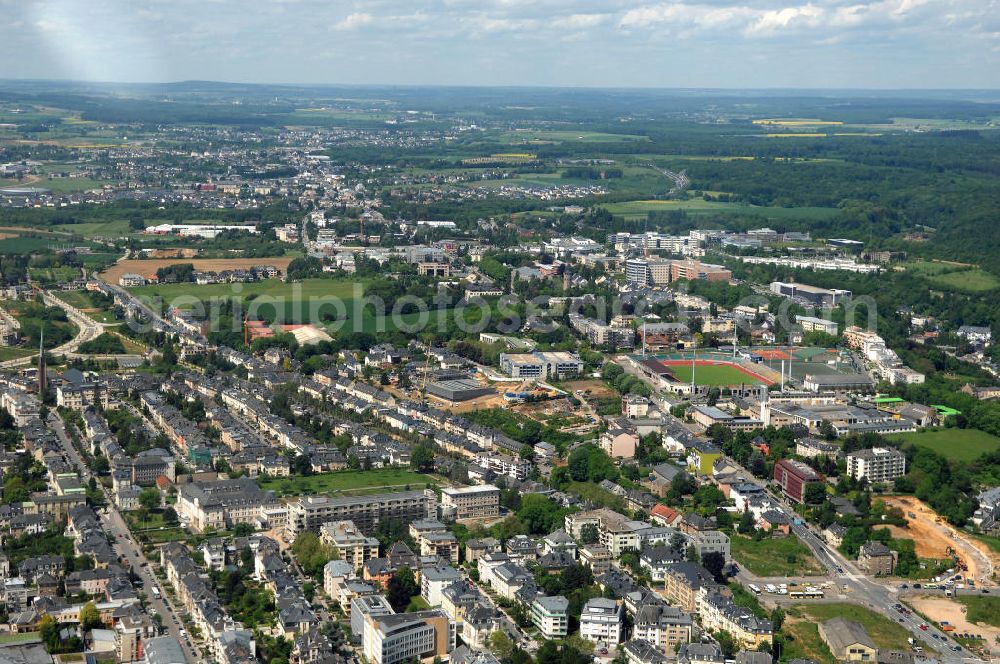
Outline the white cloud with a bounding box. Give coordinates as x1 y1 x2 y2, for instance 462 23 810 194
745 3 823 34
334 12 374 30
554 13 609 29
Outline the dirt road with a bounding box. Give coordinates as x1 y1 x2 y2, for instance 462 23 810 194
885 496 996 585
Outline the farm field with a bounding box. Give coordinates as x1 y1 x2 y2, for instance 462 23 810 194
783 603 914 664
729 534 824 576
496 129 649 143
601 198 839 220
887 428 1000 462
259 468 435 497
103 257 295 284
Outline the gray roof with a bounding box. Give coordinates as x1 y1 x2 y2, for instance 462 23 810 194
143 636 187 664
820 617 876 653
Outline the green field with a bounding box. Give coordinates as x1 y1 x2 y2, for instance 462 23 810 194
887 428 1000 462
56 290 120 324
926 269 1000 293
957 595 1000 628
0 346 34 362
601 198 839 220
665 363 767 387
259 468 435 497
783 603 914 664
0 236 54 254
729 534 824 576
905 260 1000 293
130 277 495 334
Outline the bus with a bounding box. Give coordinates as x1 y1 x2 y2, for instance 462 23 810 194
151 586 160 599
748 584 762 595
789 589 824 599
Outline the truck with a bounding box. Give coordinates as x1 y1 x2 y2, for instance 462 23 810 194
765 584 778 594
151 586 160 599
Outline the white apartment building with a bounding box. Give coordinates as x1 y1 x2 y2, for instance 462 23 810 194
579 597 624 645
846 447 906 483
531 596 569 639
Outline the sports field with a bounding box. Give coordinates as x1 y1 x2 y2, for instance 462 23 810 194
887 428 1000 462
660 359 771 386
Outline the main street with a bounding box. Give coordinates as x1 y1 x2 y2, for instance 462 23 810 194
48 413 202 664
727 457 981 662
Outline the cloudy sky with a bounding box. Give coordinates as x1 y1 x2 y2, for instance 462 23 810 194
1 0 997 88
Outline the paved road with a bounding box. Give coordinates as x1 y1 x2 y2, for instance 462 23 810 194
48 413 201 663
725 464 981 662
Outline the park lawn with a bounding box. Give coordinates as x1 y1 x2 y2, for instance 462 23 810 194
887 428 1000 463
259 468 435 497
783 603 914 664
729 534 824 577
666 363 767 387
957 596 1000 628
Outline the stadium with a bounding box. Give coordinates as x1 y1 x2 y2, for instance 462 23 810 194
630 346 860 395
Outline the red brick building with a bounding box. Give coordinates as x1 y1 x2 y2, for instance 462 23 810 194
773 458 822 503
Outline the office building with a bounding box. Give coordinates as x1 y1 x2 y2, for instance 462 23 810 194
362 610 453 664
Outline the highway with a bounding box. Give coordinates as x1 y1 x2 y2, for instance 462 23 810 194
48 412 202 663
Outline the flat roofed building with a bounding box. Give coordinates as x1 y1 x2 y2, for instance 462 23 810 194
796 315 839 335
362 609 453 664
770 281 851 307
580 597 624 644
319 520 380 572
440 485 500 520
773 458 822 503
286 491 436 538
426 378 492 402
531 595 569 638
846 447 906 484
499 351 583 380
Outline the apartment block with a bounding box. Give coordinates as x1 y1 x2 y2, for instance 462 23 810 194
439 485 500 520
285 491 436 538
846 447 906 484
531 595 569 639
319 520 380 573
579 597 624 645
